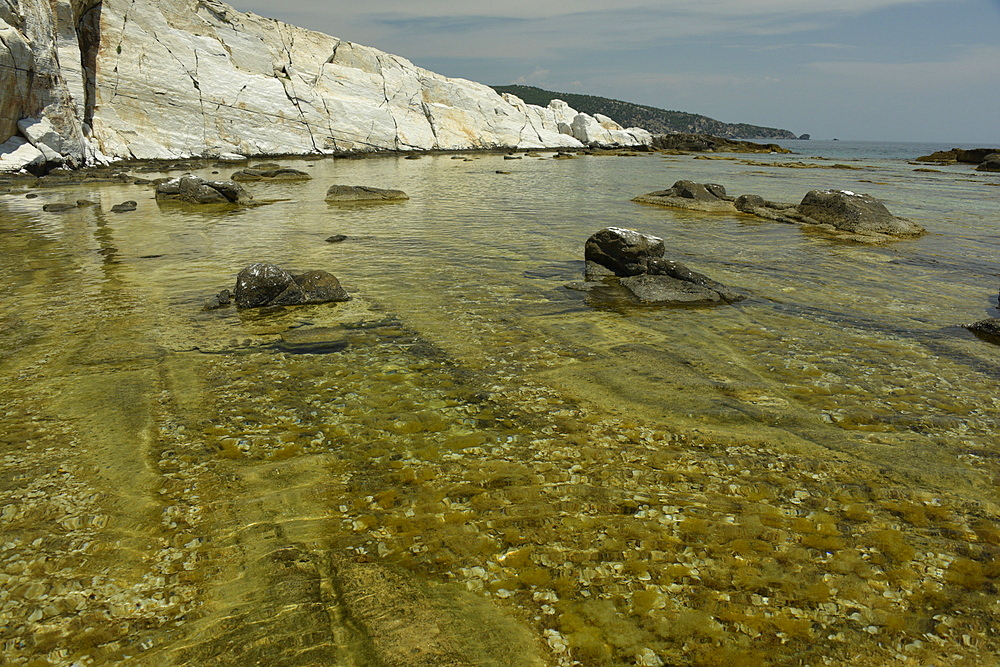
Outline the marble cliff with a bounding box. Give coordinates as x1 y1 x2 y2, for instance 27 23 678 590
0 0 652 172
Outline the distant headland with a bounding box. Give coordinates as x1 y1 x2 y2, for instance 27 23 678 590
491 85 803 141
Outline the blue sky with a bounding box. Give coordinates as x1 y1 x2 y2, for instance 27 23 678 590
226 0 1000 143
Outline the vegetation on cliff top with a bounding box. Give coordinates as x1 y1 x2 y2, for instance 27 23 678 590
491 84 798 140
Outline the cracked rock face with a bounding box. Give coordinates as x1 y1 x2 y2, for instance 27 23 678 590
1 0 651 172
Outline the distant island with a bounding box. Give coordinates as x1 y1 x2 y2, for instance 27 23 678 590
492 85 801 140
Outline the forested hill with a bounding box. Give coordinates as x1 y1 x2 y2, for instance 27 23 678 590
491 85 798 140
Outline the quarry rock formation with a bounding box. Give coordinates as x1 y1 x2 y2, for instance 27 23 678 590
0 0 652 173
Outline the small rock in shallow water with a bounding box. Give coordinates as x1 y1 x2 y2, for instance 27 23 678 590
325 234 348 243
111 200 138 213
325 185 408 202
964 318 1000 343
203 289 232 311
42 202 77 212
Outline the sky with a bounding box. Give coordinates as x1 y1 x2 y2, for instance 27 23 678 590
225 0 1000 144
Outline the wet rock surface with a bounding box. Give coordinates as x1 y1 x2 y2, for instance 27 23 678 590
797 189 924 237
325 185 409 202
233 263 350 309
650 134 792 154
231 167 312 182
915 148 999 164
632 180 736 212
583 227 743 305
637 181 925 243
156 175 253 205
975 154 1000 173
964 318 1000 343
110 200 137 213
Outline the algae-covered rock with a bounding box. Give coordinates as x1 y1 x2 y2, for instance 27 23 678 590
632 180 736 212
325 185 409 202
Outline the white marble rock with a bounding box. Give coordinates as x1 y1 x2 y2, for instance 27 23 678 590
0 0 651 172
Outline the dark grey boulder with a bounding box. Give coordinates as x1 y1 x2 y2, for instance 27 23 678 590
975 154 1000 172
583 227 743 305
797 189 924 237
233 263 350 309
156 174 253 205
584 226 665 277
325 185 409 202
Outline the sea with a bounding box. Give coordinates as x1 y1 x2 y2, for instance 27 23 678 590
0 139 998 665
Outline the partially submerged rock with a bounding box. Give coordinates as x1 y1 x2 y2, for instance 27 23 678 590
915 148 998 164
637 181 924 243
231 168 312 182
651 134 792 154
796 189 924 237
111 201 138 213
632 180 736 212
233 263 350 309
325 185 409 202
156 175 253 205
964 318 1000 343
975 154 1000 173
583 227 743 305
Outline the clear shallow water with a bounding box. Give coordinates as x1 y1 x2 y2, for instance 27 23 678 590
1 146 999 666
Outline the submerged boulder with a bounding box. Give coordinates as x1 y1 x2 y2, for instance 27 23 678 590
632 180 736 212
325 185 409 202
156 175 253 205
583 227 743 305
233 263 350 309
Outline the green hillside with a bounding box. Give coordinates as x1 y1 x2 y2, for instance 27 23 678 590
491 85 798 140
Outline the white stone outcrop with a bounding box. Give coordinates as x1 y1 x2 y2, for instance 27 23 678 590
0 0 651 173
